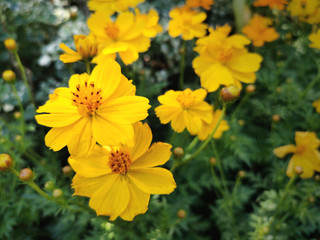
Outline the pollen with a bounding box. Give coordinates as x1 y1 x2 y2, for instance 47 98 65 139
176 90 196 108
71 80 103 116
108 148 132 174
216 48 234 63
104 22 120 40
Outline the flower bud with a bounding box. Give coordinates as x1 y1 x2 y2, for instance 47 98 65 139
19 168 34 181
220 85 241 104
238 119 245 126
69 6 78 19
308 196 316 203
209 157 217 166
262 226 269 234
294 165 303 175
15 135 22 142
246 84 255 93
315 175 320 181
272 114 280 122
53 188 63 198
62 165 73 175
177 209 187 219
238 170 246 178
4 38 17 51
173 147 184 159
14 111 22 119
2 70 16 83
44 181 54 190
0 153 13 171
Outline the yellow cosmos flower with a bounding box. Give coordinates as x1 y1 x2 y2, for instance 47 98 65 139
186 0 215 10
35 60 150 156
242 15 279 47
135 9 163 38
197 109 229 141
287 0 320 24
168 6 208 40
274 132 320 178
312 99 320 113
193 25 263 92
155 88 212 135
309 29 320 49
88 0 144 13
253 0 288 10
59 35 99 63
88 11 151 65
69 122 176 221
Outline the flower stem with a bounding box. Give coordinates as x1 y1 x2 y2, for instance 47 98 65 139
179 40 186 90
186 136 199 152
86 61 91 74
300 71 320 99
13 50 36 108
171 106 226 171
10 83 26 137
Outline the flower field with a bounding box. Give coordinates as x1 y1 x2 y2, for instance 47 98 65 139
1 0 320 239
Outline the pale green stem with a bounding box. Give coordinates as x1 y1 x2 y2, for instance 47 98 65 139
231 93 250 121
170 131 177 145
171 106 226 172
300 72 320 99
179 41 186 90
13 50 36 108
10 83 26 137
186 136 199 152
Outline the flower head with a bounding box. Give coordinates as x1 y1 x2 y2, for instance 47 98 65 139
309 29 320 49
192 25 263 92
168 6 207 40
242 15 279 47
186 0 214 10
312 99 320 113
88 0 144 13
0 153 13 171
197 109 229 141
4 38 17 51
155 88 212 134
253 0 288 10
35 60 150 156
287 0 320 24
69 122 176 221
135 9 163 38
88 11 151 65
273 132 320 178
59 35 99 63
2 70 16 83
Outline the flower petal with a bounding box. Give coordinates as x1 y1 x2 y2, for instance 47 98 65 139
128 168 176 194
273 144 297 158
129 122 152 160
72 174 109 197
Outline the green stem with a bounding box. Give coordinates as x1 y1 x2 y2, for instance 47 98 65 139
186 136 199 152
86 61 91 74
10 83 26 137
300 72 320 99
170 131 177 145
212 141 228 193
13 50 36 108
231 93 250 120
179 41 186 90
171 106 226 172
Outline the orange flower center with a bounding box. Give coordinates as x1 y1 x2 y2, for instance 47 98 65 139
176 91 196 108
216 48 234 63
104 22 119 40
296 145 306 154
71 81 103 116
108 149 132 174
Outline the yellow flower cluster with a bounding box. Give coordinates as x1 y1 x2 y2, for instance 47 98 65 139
287 0 320 24
193 25 263 92
242 15 279 47
274 132 320 178
59 0 162 65
309 29 320 49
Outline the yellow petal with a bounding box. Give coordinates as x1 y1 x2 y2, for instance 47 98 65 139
128 168 176 194
72 174 108 197
119 47 139 65
131 142 172 169
35 112 81 128
108 76 136 99
59 53 82 63
227 53 263 73
171 111 186 132
119 180 150 221
36 97 77 113
184 110 203 135
155 105 181 124
129 122 152 160
89 174 129 220
273 144 297 158
44 125 74 151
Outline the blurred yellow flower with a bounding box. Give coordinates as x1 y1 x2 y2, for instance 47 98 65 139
186 0 214 10
59 35 99 63
253 0 288 10
242 15 279 47
88 11 151 65
155 88 212 135
168 6 207 40
135 9 163 38
193 25 263 92
69 122 176 221
309 29 320 49
287 0 320 24
274 132 320 178
35 60 150 156
312 99 320 113
88 0 144 13
197 109 229 141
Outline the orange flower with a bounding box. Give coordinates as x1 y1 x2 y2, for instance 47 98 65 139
253 0 288 10
186 0 214 10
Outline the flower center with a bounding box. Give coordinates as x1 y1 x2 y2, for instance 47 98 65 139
296 145 306 154
71 80 103 116
176 91 196 108
216 48 234 63
104 22 119 40
108 148 132 174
